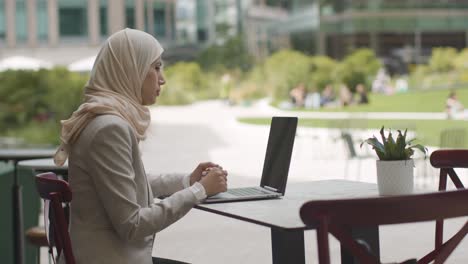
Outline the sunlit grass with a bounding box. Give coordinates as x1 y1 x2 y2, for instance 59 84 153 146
285 88 468 113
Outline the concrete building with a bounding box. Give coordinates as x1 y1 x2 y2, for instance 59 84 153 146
244 4 289 60
0 0 215 65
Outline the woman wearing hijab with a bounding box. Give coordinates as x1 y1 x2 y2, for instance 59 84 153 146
54 28 228 264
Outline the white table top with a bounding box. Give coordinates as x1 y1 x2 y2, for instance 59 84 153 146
196 180 379 230
0 148 56 161
17 158 68 173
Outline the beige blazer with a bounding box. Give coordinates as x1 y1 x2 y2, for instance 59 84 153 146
65 115 199 264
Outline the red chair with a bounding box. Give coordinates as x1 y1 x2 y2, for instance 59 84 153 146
35 172 75 264
430 149 467 250
300 189 468 264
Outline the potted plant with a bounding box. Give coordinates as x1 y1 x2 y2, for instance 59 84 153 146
361 126 427 196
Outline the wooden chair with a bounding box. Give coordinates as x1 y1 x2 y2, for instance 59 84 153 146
300 189 468 264
430 149 467 250
25 226 48 264
341 132 373 179
35 172 75 264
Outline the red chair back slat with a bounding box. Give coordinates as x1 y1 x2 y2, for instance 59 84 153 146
430 149 467 249
430 149 468 169
300 189 468 264
35 172 72 202
300 190 468 227
35 172 75 264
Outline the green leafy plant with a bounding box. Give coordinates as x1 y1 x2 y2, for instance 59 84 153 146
361 126 427 161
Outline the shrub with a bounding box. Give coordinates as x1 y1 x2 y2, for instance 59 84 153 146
43 67 86 121
336 49 381 92
454 48 468 83
428 47 457 73
0 68 87 145
197 36 254 72
263 50 312 101
0 70 43 127
158 62 219 105
227 65 268 103
309 56 338 91
453 48 468 71
409 47 468 90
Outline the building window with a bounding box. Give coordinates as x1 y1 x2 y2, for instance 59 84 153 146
16 0 27 42
37 0 48 41
125 0 135 29
197 29 207 42
154 9 166 37
126 7 135 29
0 0 5 40
100 7 108 36
59 7 87 36
99 0 108 36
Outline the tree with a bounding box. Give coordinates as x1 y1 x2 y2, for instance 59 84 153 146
197 36 253 72
336 49 381 93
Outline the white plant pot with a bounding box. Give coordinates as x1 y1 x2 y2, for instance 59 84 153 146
376 159 414 196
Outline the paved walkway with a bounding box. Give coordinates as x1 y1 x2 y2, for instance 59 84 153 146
139 100 467 264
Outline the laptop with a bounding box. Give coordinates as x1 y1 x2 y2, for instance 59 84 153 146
203 116 298 203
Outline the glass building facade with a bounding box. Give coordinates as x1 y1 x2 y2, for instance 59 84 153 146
196 0 212 42
0 0 5 41
154 2 167 38
15 0 27 41
319 0 468 61
59 0 88 37
37 0 48 41
262 0 468 64
1 0 177 47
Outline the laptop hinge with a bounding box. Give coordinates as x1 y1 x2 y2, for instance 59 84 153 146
263 186 279 192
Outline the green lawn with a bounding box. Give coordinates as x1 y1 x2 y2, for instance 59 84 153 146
239 117 468 148
285 88 468 112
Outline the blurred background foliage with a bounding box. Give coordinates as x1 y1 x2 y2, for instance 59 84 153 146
336 49 381 93
2 36 468 145
0 68 87 145
196 36 254 73
408 47 468 90
263 50 312 101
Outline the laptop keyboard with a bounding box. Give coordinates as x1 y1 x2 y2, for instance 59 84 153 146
227 187 271 197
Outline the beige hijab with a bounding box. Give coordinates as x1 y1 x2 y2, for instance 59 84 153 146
54 28 164 166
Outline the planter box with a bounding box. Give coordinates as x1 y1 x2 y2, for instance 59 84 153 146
376 159 414 196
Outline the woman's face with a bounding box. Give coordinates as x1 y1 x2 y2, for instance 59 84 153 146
141 59 165 105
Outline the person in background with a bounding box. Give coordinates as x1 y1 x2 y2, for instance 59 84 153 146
220 73 233 104
356 83 369 105
372 68 393 95
289 83 307 107
320 84 335 107
54 28 228 264
446 91 465 119
338 85 353 107
395 77 409 93
304 87 321 109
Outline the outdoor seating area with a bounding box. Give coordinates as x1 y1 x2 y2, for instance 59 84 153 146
2 0 468 263
2 100 468 264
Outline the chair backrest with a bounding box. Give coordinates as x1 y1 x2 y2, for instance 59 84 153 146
430 149 468 169
35 172 75 264
300 189 468 264
430 149 467 190
430 149 467 250
341 132 357 158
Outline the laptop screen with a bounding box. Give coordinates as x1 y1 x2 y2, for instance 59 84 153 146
260 117 298 195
